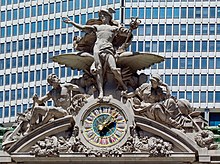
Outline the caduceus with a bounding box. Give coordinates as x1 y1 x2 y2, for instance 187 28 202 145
117 17 141 54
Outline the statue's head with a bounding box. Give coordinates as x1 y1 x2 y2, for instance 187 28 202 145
98 8 115 24
47 74 60 87
150 74 161 89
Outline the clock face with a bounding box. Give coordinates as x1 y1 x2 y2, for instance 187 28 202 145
82 105 127 147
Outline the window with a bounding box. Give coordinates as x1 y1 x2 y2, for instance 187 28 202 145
152 24 158 36
166 41 171 52
11 90 15 100
216 58 220 69
153 8 158 19
50 3 54 14
146 8 151 19
194 74 199 86
44 4 48 15
159 7 165 19
166 24 172 35
1 11 5 22
43 36 47 47
56 2 61 13
173 24 179 35
49 36 53 46
5 106 9 117
172 58 178 69
208 75 214 86
13 9 17 20
55 18 60 29
31 6 36 17
18 72 22 83
30 22 36 33
166 7 172 18
194 58 200 69
37 37 41 48
38 5 42 16
49 19 54 30
188 7 194 18
201 74 207 86
180 24 186 35
210 7 215 18
24 39 29 50
6 26 11 37
201 91 206 103
195 7 201 18
195 24 200 35
174 7 179 18
172 75 178 86
165 75 170 86
69 0 73 11
194 41 200 52
209 57 214 69
181 7 186 18
25 7 30 18
209 41 215 52
43 20 48 31
202 24 208 35
203 7 208 18
209 24 215 35
173 41 178 52
125 8 130 19
18 24 23 35
186 75 192 86
12 57 16 68
55 34 60 45
179 75 185 86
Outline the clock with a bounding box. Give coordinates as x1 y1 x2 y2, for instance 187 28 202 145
76 98 134 149
83 105 127 147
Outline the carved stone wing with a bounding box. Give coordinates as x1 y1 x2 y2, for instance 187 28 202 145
117 52 164 73
52 52 94 71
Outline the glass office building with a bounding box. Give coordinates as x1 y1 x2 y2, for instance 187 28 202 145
0 0 220 125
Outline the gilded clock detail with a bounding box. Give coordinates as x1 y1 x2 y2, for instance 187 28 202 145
82 105 127 147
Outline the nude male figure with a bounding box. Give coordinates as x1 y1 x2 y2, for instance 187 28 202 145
29 74 79 128
64 9 128 99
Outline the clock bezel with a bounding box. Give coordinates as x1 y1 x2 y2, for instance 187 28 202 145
75 97 134 149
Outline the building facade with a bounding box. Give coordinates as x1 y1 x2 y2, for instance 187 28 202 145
0 0 220 125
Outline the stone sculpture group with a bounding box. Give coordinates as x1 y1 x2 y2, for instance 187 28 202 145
2 8 218 162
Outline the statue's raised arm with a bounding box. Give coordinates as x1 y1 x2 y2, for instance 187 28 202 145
63 17 95 33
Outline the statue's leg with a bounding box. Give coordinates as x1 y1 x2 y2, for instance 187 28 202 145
94 51 103 99
30 106 47 125
108 55 127 90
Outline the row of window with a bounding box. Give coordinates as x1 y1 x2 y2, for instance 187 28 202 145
0 0 120 9
171 91 220 103
164 74 220 87
136 24 220 36
131 40 220 53
0 34 74 54
0 67 78 87
125 7 220 19
0 50 75 70
126 0 220 2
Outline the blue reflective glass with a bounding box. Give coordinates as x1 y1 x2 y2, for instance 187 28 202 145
146 8 151 19
69 0 73 11
210 7 215 18
194 58 200 69
23 88 28 98
173 41 178 52
166 24 172 35
43 20 48 31
201 74 207 86
172 58 178 69
31 6 36 17
1 11 5 22
18 40 23 51
5 74 10 85
13 9 17 20
18 72 22 83
217 7 220 18
1 0 5 5
44 4 48 15
50 3 54 14
209 24 215 35
5 106 9 117
159 7 165 19
25 23 29 34
25 7 30 18
95 0 99 6
174 7 179 18
209 41 215 52
153 8 158 19
55 18 60 29
181 7 186 18
166 41 171 52
12 57 16 68
56 2 60 13
188 7 194 18
152 24 158 35
194 41 200 52
31 22 36 33
195 7 201 18
173 24 179 35
7 10 11 21
6 26 11 37
6 42 11 53
0 27 5 38
55 34 60 45
125 8 130 19
38 5 42 16
19 8 24 19
0 92 3 102
186 75 192 86
166 7 172 18
12 41 17 52
24 56 28 66
115 9 120 20
37 21 42 32
43 36 47 47
194 75 199 86
203 7 208 18
49 36 53 46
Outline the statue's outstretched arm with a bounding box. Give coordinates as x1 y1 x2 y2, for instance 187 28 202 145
63 17 95 33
